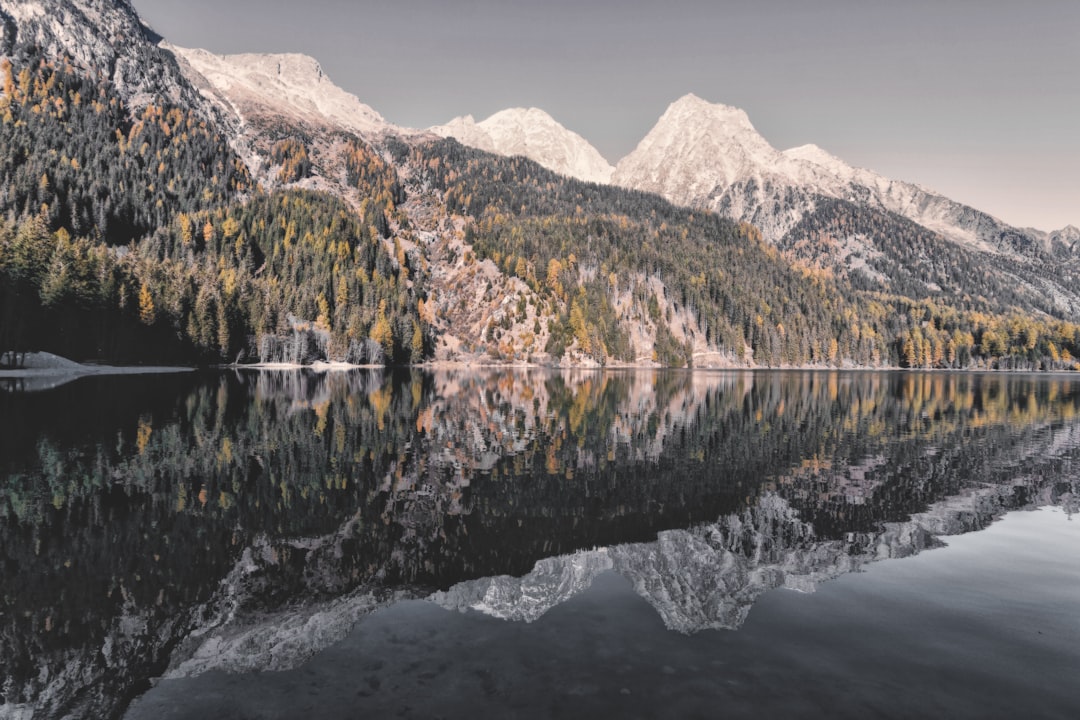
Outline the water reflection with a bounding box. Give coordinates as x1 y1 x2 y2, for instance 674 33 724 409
1 370 1078 719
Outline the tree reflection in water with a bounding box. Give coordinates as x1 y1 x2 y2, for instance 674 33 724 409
1 369 1078 718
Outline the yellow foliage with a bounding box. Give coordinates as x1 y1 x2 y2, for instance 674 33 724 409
138 282 155 325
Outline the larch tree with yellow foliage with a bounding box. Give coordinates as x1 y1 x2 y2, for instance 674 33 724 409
138 282 155 325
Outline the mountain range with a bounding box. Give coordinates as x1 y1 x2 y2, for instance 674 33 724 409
1 0 1079 371
165 43 1078 258
156 38 1080 284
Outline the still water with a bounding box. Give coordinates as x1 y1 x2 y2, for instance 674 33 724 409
1 370 1078 719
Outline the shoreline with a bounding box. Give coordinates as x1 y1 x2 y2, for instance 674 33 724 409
3 353 1075 379
0 352 194 380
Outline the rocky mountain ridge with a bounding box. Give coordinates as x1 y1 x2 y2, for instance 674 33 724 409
611 93 1067 259
158 39 1073 268
0 0 215 119
167 45 388 139
430 107 615 185
7 1 1066 253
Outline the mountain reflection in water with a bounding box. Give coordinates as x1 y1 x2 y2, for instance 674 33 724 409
1 369 1078 719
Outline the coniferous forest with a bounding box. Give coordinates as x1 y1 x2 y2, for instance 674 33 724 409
1 52 427 365
1 47 1079 370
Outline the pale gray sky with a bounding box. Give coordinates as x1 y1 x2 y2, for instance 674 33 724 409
132 0 1078 231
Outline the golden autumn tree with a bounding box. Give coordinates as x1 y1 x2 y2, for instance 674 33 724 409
138 282 155 325
371 299 394 361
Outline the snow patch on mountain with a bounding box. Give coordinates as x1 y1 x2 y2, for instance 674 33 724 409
431 107 615 185
166 45 387 137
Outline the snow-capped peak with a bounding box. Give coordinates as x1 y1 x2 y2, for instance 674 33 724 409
167 45 387 137
612 93 785 204
430 107 615 185
666 92 755 131
783 143 847 172
612 94 1042 254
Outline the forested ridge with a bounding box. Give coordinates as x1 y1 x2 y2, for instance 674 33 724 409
404 139 1080 369
0 55 249 243
1 46 1079 369
409 139 854 366
0 51 427 365
782 197 1080 319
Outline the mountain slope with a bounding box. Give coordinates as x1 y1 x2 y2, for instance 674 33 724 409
2 1 1079 372
612 93 1066 259
167 45 387 139
610 93 1080 319
430 107 615 184
0 0 214 117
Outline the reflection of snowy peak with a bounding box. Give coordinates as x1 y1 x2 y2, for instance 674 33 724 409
432 494 841 632
431 107 615 185
432 550 616 623
166 45 388 137
432 476 1065 635
612 93 1056 255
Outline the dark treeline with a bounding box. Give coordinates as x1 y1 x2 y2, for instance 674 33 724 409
0 189 428 364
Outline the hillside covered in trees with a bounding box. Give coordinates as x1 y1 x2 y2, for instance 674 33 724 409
1 31 1079 371
400 139 1080 370
0 51 426 365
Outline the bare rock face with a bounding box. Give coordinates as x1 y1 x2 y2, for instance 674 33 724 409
165 45 388 138
0 0 211 117
1048 225 1080 255
431 107 615 185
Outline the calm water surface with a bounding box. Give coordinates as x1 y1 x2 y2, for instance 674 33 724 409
1 370 1078 719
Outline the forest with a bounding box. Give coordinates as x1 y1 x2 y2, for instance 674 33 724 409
1 48 1079 369
0 53 426 365
404 139 1080 369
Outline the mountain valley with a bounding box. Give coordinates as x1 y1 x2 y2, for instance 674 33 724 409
1 0 1078 371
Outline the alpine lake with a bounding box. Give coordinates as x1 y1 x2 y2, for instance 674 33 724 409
1 369 1078 719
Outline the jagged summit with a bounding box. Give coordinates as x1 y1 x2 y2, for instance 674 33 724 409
0 0 210 113
666 92 755 129
611 93 1055 257
612 93 790 219
166 45 387 137
430 106 615 185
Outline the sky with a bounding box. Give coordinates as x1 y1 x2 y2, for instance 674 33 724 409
131 0 1079 231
